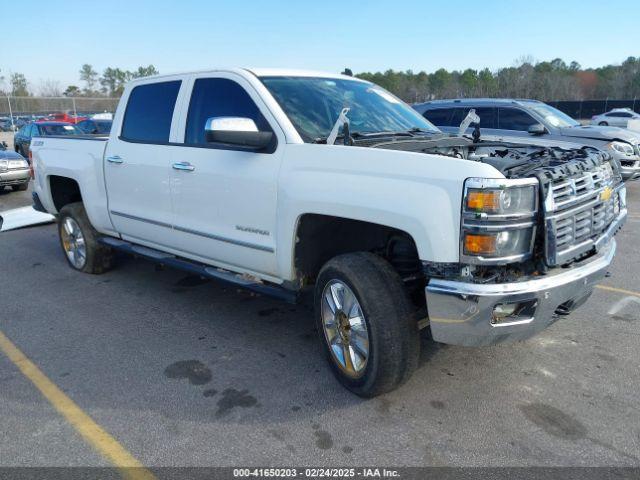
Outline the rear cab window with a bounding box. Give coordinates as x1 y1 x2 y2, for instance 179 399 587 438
121 81 181 143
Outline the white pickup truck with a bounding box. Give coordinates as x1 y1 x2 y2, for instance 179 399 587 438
31 69 627 396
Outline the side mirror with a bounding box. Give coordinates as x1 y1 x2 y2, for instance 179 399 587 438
204 117 273 150
528 123 547 135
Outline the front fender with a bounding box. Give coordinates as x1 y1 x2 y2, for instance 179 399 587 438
275 144 502 281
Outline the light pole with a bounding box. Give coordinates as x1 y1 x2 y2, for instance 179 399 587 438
6 95 14 131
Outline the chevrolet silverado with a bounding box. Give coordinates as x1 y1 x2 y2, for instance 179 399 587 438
30 69 627 396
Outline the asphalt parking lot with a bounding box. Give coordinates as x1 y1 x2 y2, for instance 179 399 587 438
0 181 639 470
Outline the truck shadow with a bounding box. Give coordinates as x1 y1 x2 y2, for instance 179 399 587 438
1 226 574 428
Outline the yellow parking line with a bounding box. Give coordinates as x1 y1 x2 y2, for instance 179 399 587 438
596 284 640 298
0 330 156 480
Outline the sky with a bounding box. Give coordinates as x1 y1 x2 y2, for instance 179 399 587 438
2 0 639 92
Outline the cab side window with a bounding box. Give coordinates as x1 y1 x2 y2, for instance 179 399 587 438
121 81 181 143
184 78 272 146
497 108 537 131
450 107 496 128
422 108 453 127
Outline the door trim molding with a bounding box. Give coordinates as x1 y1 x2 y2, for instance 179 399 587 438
109 210 274 253
110 210 172 229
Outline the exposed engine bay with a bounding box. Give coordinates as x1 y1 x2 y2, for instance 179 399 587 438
360 134 618 181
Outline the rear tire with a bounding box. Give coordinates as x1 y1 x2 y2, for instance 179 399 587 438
598 121 608 126
58 202 114 274
12 183 28 192
314 252 420 397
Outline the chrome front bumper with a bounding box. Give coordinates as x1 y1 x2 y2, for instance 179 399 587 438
425 239 617 347
0 168 30 186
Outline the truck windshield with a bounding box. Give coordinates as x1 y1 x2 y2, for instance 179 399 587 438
260 76 440 142
528 103 580 128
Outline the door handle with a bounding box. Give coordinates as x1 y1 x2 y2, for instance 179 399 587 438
106 155 123 164
172 162 195 172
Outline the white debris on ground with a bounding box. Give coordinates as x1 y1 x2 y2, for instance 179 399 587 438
0 206 55 232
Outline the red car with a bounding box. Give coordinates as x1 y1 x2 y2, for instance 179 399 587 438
41 112 88 124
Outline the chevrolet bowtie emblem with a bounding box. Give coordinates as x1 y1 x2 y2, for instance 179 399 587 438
600 186 613 201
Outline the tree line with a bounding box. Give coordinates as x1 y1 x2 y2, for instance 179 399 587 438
0 64 159 98
349 56 640 103
2 56 640 101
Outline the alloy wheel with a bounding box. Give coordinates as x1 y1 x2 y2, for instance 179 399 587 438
321 280 370 378
60 217 87 269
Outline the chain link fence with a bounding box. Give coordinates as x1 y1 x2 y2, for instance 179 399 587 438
1 96 119 130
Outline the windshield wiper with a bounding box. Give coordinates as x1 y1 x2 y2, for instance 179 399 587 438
313 113 436 144
325 107 352 145
314 131 366 144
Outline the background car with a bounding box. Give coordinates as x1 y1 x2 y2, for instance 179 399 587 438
14 121 82 158
413 98 640 181
76 119 112 134
0 118 13 132
0 141 30 192
44 112 88 124
591 108 640 127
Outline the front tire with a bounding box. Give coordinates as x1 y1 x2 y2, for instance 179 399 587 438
58 202 114 274
599 121 608 126
314 252 420 397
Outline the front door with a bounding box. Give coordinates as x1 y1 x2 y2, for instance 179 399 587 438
168 74 284 278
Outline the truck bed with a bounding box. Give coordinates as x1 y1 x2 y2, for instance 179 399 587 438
33 134 109 141
31 135 113 234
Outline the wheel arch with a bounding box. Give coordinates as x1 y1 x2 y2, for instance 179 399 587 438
48 175 83 212
291 213 425 291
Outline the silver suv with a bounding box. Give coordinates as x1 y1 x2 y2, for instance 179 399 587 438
413 98 640 181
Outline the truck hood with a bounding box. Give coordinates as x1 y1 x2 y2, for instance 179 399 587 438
0 149 24 161
559 125 640 144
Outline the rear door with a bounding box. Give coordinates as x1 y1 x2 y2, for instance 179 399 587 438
168 73 284 278
104 77 186 247
609 112 632 127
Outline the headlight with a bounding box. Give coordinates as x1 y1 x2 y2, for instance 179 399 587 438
465 185 537 216
463 228 534 258
461 178 538 264
607 141 635 157
8 159 28 169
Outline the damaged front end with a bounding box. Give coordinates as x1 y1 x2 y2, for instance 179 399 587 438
363 134 627 346
367 134 625 278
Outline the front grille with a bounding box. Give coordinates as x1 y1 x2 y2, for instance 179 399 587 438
544 162 621 266
620 160 638 167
